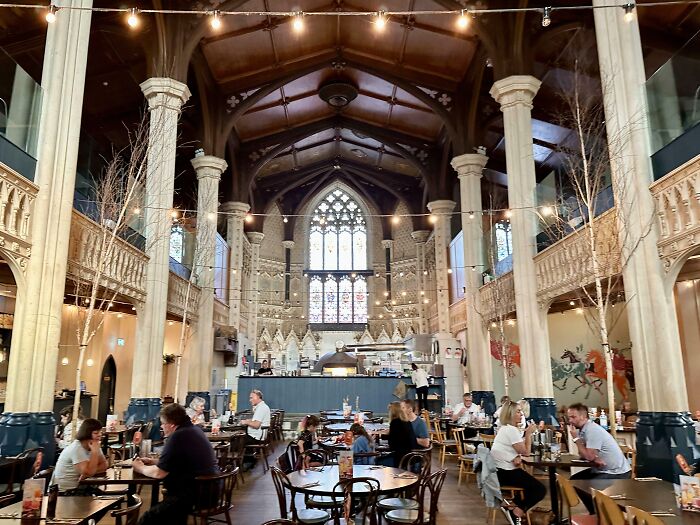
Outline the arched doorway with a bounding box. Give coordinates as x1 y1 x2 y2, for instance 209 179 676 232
97 356 117 423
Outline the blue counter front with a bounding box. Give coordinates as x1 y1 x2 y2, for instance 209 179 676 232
236 376 445 414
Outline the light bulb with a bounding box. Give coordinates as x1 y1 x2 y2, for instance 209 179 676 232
428 214 438 224
61 357 69 365
468 212 475 219
46 5 57 23
623 3 635 23
542 7 551 27
210 10 222 30
171 210 179 219
423 298 429 304
245 213 253 223
504 210 512 219
133 207 140 215
374 12 387 31
456 10 469 29
541 205 554 217
86 358 94 367
391 215 400 224
127 8 139 28
283 216 288 223
447 268 453 274
292 13 304 33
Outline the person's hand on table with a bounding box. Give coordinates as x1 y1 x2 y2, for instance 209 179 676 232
132 458 146 473
240 419 250 426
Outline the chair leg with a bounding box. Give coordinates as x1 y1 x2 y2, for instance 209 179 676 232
458 463 463 486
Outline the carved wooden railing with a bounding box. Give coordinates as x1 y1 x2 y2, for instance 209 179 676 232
651 155 700 272
0 162 38 271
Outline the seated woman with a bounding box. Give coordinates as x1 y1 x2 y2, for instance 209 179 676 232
491 401 545 525
380 401 417 468
297 415 321 468
51 418 108 494
186 397 207 425
350 423 375 465
56 406 84 451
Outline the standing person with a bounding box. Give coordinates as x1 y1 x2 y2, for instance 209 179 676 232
490 401 545 525
350 423 376 465
240 389 271 470
51 418 108 494
452 392 481 425
257 359 274 375
411 363 430 412
401 399 430 448
133 404 219 525
382 401 417 467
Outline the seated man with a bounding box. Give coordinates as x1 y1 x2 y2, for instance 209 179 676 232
452 392 480 425
240 389 271 469
401 399 430 449
567 402 631 513
133 403 219 525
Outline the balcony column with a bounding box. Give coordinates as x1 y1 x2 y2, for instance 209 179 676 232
452 153 495 415
186 155 226 408
1 1 93 463
490 76 556 424
221 202 249 395
411 230 431 333
127 78 190 428
593 1 693 480
426 200 463 405
246 232 265 358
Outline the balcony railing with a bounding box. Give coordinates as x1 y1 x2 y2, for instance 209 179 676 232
0 161 38 270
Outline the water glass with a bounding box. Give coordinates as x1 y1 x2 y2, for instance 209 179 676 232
140 439 152 458
113 464 122 479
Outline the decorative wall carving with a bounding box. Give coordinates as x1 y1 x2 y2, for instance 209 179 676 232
0 162 38 272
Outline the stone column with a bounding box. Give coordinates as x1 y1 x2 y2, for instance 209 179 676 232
593 1 694 480
452 153 496 415
1 0 93 462
246 232 264 357
127 78 190 426
187 155 226 407
490 76 556 424
426 200 463 405
411 230 431 333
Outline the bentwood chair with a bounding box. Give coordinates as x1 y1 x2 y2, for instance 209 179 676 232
626 506 665 525
261 520 295 525
384 469 447 525
111 494 142 525
190 467 239 525
330 477 380 525
245 426 272 472
556 474 598 525
593 490 626 525
270 466 330 524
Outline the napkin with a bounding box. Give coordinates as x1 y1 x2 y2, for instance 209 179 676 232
393 473 418 479
635 477 662 482
299 481 321 488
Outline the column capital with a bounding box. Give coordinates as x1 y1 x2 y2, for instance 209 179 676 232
282 240 295 250
411 230 431 244
247 231 265 245
489 75 541 109
381 239 393 250
140 77 191 111
451 153 489 178
427 199 456 215
221 201 250 217
191 155 227 179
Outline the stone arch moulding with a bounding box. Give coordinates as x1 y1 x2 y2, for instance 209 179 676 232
0 245 28 291
664 243 700 294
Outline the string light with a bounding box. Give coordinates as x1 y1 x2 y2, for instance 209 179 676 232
292 12 304 33
428 214 438 224
468 212 475 219
623 2 636 22
391 215 400 225
456 9 470 29
61 357 69 365
283 216 288 223
86 358 94 367
245 213 253 223
133 208 140 215
127 8 139 28
504 210 512 219
210 10 222 29
45 4 57 23
541 205 554 217
447 268 452 274
170 210 179 219
542 6 552 27
374 11 387 31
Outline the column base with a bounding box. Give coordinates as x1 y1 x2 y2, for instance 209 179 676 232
0 411 56 467
472 391 496 416
186 391 211 412
636 411 697 482
125 398 162 439
524 397 558 426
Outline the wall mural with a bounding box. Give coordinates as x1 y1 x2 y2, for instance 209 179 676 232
490 341 635 401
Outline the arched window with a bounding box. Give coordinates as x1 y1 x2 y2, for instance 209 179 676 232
307 189 368 325
495 221 513 262
170 224 184 263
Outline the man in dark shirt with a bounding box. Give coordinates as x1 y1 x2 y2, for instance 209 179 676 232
134 403 219 525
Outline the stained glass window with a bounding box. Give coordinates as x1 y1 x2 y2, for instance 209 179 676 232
307 189 368 324
170 225 184 263
495 221 513 262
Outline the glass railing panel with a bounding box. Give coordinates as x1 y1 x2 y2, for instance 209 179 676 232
0 49 41 159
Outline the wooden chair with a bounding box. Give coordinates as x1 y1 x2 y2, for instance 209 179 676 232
619 445 637 479
189 467 239 525
626 506 665 525
593 490 626 525
0 494 15 508
109 423 142 463
557 474 598 525
260 520 295 525
111 494 142 525
270 466 330 524
452 428 476 486
245 426 272 472
378 452 429 515
331 477 380 525
430 417 458 467
384 469 447 525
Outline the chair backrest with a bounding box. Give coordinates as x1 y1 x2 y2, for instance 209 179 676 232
480 434 495 449
230 433 247 459
593 490 626 525
111 494 142 525
625 506 665 525
331 477 380 525
214 443 232 471
0 494 15 508
431 418 445 442
399 451 431 479
277 442 296 474
300 449 329 469
270 466 291 519
556 474 580 519
418 469 447 525
452 428 465 455
16 447 44 480
192 467 239 517
0 457 21 495
260 520 295 525
619 445 637 479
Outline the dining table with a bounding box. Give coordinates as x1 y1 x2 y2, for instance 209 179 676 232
80 459 162 507
286 465 419 496
521 454 594 525
571 478 700 524
0 495 123 524
324 423 388 433
206 430 246 443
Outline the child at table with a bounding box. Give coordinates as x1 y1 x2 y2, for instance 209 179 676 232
350 423 375 465
297 415 321 468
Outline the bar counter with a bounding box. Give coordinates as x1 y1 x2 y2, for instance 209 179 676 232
237 375 445 414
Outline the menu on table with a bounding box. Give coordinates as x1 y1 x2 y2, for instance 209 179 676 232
21 478 45 518
677 475 700 512
338 450 353 479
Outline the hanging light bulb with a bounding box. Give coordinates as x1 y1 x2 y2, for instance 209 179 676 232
542 6 552 27
86 358 94 367
245 213 253 223
283 216 288 223
541 205 554 217
45 5 57 23
210 10 222 30
504 209 512 219
468 212 475 219
374 11 387 31
133 207 140 215
127 8 139 28
623 2 636 23
292 12 304 33
456 9 470 29
61 357 69 366
391 215 400 225
428 214 438 224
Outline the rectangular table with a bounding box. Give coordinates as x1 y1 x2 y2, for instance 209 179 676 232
81 461 162 507
521 454 593 524
0 495 122 524
571 478 700 524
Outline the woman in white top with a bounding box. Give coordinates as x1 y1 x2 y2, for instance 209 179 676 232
491 401 546 525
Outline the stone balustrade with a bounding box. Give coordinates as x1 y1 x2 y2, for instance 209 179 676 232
167 272 201 321
0 163 38 272
449 300 467 333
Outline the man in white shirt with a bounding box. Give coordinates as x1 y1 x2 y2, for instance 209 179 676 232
411 363 430 412
452 392 481 425
241 389 271 470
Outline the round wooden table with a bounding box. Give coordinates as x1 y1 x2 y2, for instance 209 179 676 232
324 423 388 433
207 430 245 443
287 465 418 496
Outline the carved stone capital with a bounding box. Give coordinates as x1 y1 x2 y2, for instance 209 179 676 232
489 75 541 110
140 77 191 112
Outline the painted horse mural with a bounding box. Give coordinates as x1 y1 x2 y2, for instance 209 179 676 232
557 346 635 400
490 340 521 377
